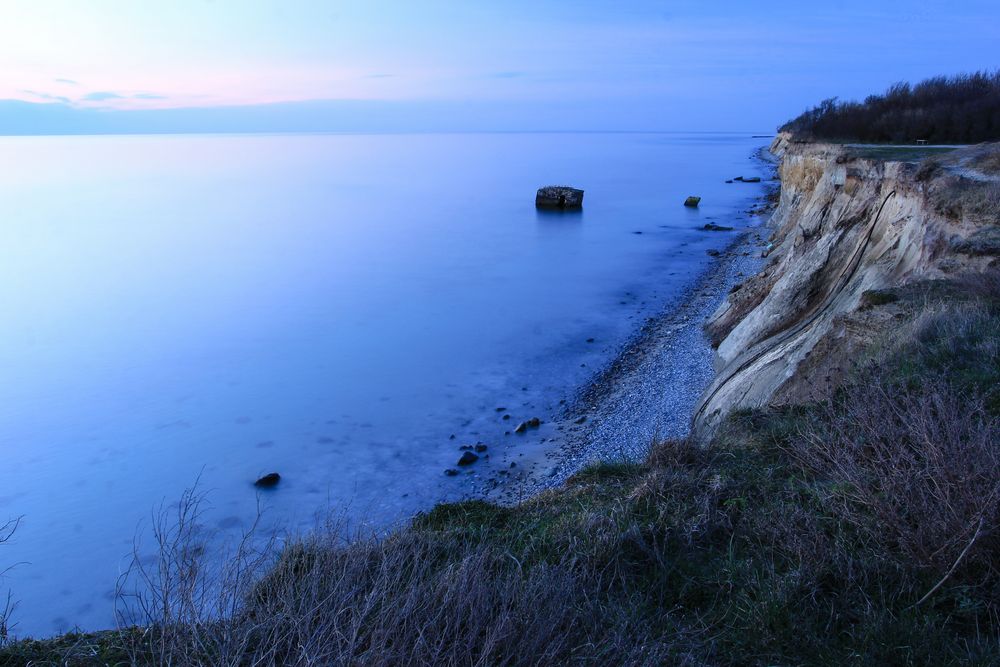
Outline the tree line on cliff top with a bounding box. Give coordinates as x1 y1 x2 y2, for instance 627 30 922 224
781 70 1000 144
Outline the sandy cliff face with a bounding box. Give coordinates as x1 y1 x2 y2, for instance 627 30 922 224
692 134 1000 437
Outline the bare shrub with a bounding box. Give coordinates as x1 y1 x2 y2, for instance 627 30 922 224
113 487 682 666
789 379 1000 591
0 517 20 647
246 533 587 665
115 486 276 665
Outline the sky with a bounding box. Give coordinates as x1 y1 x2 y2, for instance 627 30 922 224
0 0 998 134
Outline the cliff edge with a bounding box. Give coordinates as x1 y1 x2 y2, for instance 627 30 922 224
693 133 1000 436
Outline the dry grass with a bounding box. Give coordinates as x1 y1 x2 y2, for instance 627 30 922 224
789 379 1000 579
972 149 1000 175
103 490 686 666
928 174 1000 223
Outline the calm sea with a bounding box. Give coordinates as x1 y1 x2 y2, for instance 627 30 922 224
0 132 768 635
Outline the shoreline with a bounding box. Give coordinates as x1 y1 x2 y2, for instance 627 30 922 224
483 152 779 503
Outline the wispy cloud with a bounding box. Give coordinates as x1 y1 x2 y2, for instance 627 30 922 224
133 93 167 100
82 91 124 102
54 78 78 85
21 89 71 104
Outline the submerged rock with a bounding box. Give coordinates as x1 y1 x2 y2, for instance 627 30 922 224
684 196 702 207
457 451 480 466
254 472 281 488
742 176 762 183
536 186 584 210
514 417 541 433
703 223 734 232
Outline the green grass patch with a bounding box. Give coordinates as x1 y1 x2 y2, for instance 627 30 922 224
845 145 960 162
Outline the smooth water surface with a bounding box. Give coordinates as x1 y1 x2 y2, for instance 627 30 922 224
0 132 767 635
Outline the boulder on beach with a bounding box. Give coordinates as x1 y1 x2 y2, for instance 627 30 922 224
254 472 281 488
536 186 584 210
683 196 702 208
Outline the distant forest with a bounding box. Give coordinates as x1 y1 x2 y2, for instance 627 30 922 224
780 71 1000 144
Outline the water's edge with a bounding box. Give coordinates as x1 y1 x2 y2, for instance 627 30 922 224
477 151 779 502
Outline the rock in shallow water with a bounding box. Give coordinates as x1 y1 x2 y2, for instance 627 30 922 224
514 417 541 433
457 451 480 466
254 472 281 488
684 196 702 207
535 186 584 210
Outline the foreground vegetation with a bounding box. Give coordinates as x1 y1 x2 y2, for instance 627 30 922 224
781 70 1000 144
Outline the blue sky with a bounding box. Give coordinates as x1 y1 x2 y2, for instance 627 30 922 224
1 0 998 133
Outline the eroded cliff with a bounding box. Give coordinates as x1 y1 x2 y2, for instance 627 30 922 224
693 134 1000 436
